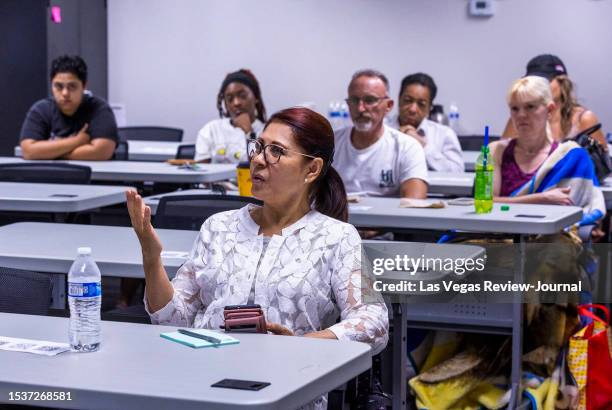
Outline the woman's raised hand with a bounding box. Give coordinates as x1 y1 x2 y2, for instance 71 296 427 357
126 190 163 257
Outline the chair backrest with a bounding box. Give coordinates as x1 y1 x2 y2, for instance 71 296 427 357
0 267 52 315
176 144 195 160
0 163 92 184
113 140 129 160
118 126 183 142
155 194 263 230
458 134 501 151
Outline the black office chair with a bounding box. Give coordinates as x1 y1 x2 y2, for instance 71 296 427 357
118 126 183 142
0 163 91 184
154 194 263 230
175 144 195 160
113 140 129 160
457 134 501 151
0 267 53 315
458 134 501 151
103 304 151 324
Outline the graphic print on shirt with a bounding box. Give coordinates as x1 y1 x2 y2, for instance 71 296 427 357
379 169 394 187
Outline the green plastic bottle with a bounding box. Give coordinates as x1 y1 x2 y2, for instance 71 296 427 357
474 145 493 213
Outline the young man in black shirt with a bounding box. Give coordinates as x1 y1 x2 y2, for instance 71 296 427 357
20 55 118 160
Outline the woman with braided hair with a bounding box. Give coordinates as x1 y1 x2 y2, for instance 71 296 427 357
195 69 267 163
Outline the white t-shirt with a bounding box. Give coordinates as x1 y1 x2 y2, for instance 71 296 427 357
333 125 428 197
194 118 264 163
390 116 464 172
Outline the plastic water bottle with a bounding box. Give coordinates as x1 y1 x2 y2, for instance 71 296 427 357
328 101 342 130
474 126 493 213
448 103 460 134
68 247 102 352
340 101 351 128
429 104 448 126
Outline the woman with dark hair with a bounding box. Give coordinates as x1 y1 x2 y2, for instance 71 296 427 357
194 69 267 162
502 55 606 149
127 106 388 354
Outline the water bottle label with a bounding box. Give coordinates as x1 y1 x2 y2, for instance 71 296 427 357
68 282 101 298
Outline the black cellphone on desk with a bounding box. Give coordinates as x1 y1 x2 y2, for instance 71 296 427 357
211 379 271 391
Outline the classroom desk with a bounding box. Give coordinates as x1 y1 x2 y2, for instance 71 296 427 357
428 171 473 196
142 174 476 215
0 157 234 184
463 150 478 171
0 312 371 410
348 197 582 235
0 222 198 308
15 141 181 162
0 182 129 213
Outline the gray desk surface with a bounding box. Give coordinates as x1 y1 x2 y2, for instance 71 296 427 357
463 150 478 171
15 142 181 162
0 313 371 410
428 171 473 196
0 222 197 279
142 173 476 215
0 157 234 184
348 197 582 234
0 182 129 213
142 190 582 234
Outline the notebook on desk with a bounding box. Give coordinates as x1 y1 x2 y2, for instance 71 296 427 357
161 329 239 348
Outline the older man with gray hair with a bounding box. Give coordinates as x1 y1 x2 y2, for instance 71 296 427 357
333 69 428 198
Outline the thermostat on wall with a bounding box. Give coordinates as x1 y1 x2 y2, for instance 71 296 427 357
469 0 495 17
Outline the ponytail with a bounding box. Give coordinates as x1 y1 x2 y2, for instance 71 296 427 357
311 166 348 222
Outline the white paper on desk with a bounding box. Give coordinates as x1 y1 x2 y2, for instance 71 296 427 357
0 336 70 356
399 198 446 208
161 251 189 259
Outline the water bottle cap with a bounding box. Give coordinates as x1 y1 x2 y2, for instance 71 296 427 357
77 247 92 255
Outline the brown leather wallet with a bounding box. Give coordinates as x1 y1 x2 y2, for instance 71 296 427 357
223 305 267 333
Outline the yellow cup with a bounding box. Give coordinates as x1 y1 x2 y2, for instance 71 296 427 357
236 162 252 196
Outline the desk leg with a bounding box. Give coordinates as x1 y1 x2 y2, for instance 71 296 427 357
392 303 407 410
508 235 525 408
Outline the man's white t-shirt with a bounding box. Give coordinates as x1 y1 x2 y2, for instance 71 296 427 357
194 118 264 163
333 125 428 197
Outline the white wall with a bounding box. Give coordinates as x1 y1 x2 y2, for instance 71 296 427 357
108 0 612 142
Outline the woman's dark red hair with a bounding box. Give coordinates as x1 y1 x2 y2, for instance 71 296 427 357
265 107 348 222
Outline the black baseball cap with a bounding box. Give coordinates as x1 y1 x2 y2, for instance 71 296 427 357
525 54 567 80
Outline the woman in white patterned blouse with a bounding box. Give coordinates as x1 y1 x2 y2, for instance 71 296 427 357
126 107 389 355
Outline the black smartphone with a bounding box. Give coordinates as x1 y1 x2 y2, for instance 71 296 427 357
211 379 270 391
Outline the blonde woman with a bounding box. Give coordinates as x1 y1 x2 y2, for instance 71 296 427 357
502 55 606 149
490 76 568 204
